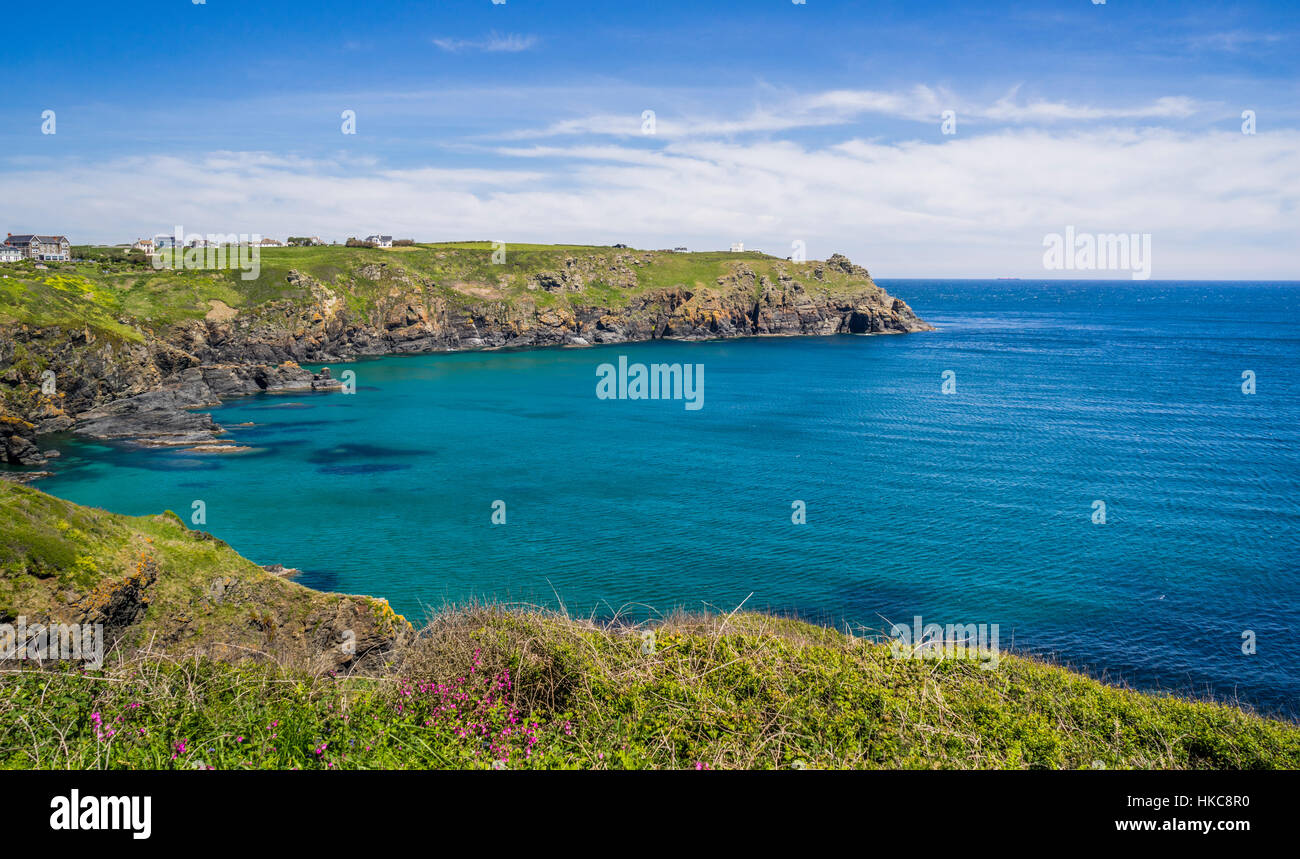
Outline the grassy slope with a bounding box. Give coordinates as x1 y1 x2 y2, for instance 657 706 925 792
0 243 882 338
1 482 1296 770
0 481 405 662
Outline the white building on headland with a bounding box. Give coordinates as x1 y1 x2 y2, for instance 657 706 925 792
729 242 744 252
365 235 393 248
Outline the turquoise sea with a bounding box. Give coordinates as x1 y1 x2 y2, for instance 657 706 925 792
16 281 1300 714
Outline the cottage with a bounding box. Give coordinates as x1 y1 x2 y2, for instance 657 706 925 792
5 233 71 261
365 235 393 248
131 238 156 255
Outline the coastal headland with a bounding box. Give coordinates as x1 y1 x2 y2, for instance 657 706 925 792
0 243 930 462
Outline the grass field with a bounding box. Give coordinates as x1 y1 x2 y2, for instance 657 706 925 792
0 243 877 340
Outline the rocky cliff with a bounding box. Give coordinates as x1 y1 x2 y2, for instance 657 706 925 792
0 245 931 464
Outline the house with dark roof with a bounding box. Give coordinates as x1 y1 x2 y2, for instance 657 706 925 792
364 235 393 248
5 233 71 261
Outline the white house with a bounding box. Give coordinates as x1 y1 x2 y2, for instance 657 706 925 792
131 238 156 255
0 245 23 263
365 235 393 248
729 242 744 252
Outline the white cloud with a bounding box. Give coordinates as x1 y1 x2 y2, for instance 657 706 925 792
432 32 538 53
981 90 1200 122
804 85 948 122
1184 30 1286 52
3 79 1296 280
504 85 1206 140
4 124 1296 279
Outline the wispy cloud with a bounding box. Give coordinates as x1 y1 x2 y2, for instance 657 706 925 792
1184 29 1286 52
980 90 1200 122
503 85 1205 140
432 31 538 53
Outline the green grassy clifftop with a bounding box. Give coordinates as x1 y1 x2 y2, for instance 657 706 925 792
0 242 921 339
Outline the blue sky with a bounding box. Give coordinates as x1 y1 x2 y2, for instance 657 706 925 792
2 0 1297 277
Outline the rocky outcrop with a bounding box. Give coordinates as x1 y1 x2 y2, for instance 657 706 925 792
72 363 316 447
2 416 47 465
73 554 158 639
0 481 409 674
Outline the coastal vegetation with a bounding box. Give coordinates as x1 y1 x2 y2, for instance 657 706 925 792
1 481 1297 770
0 481 403 671
1 243 890 339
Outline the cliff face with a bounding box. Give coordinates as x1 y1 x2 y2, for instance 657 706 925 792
0 247 931 461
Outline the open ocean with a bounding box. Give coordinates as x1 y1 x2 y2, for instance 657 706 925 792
22 280 1300 715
